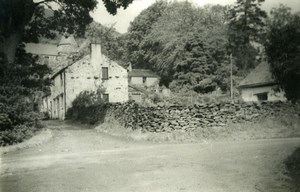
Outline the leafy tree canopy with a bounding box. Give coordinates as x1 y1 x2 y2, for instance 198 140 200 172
124 1 231 93
265 5 300 101
0 0 134 62
227 0 267 70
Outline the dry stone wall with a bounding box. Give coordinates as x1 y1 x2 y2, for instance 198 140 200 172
104 101 300 133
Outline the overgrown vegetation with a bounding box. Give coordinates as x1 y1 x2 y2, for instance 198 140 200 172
0 48 50 146
123 2 233 91
227 0 267 70
66 89 108 124
112 0 299 100
265 5 300 101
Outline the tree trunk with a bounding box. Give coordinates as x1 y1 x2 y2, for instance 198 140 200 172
0 0 36 63
0 32 22 63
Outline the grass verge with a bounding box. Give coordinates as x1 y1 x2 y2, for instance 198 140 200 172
0 128 53 155
95 114 300 143
285 147 300 191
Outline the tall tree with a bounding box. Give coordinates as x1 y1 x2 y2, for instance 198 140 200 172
227 0 267 70
125 1 168 68
85 22 125 63
0 0 133 62
265 5 300 101
140 2 229 90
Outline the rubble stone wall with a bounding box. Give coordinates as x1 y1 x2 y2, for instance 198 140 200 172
104 102 300 133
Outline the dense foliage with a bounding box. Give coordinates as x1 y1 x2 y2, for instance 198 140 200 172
123 2 234 92
66 89 108 124
265 5 300 101
125 1 168 69
227 0 267 70
0 48 51 146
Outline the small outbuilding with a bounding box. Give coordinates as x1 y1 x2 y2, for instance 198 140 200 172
128 69 160 87
238 62 286 102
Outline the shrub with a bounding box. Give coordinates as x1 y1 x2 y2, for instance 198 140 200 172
0 124 37 146
0 43 51 146
66 89 108 124
0 101 44 146
0 113 12 131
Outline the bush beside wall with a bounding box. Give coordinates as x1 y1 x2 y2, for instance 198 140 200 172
66 89 108 124
0 102 45 146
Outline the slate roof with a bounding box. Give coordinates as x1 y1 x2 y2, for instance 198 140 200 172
50 55 87 79
25 43 58 56
239 62 276 88
128 69 159 78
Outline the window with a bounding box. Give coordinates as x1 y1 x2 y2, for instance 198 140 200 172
143 77 147 84
60 73 63 86
256 92 268 101
103 94 109 102
102 67 108 80
44 56 50 65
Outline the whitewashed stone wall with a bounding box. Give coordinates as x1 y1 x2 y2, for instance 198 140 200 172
240 85 286 102
45 43 129 120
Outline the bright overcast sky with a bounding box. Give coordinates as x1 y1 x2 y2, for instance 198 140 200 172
90 0 300 34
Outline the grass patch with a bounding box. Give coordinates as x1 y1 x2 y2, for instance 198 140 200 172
95 120 198 143
95 114 300 143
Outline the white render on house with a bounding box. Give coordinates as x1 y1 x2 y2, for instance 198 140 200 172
42 41 128 120
240 86 286 102
239 62 286 102
128 69 159 87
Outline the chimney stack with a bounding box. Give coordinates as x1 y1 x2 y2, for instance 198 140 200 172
90 39 102 67
127 62 132 71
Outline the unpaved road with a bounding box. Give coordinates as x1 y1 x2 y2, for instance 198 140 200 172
0 121 299 192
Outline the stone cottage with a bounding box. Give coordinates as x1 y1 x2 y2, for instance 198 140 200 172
238 62 286 102
27 36 129 120
128 68 160 87
127 68 160 103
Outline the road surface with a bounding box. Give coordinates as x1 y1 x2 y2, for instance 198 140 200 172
1 121 299 192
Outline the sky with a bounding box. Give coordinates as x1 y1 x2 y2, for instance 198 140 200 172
90 0 300 34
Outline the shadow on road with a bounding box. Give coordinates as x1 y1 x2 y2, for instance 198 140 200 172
285 147 300 191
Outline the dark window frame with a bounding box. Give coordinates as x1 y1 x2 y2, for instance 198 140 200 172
44 55 50 65
103 93 109 102
256 92 268 101
102 67 109 80
60 73 63 86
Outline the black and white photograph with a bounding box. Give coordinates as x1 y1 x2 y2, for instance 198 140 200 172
0 0 300 191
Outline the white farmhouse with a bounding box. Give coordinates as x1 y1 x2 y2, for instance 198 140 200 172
238 62 286 102
26 36 129 120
